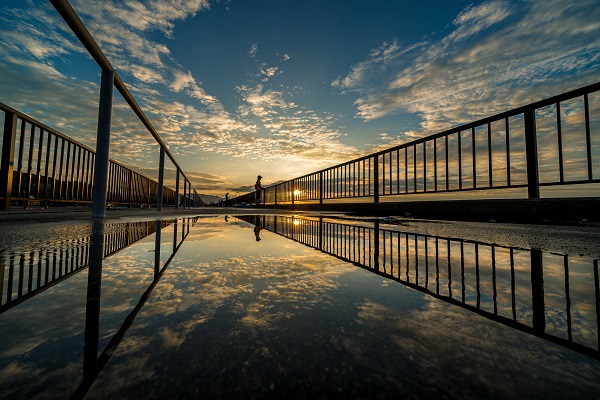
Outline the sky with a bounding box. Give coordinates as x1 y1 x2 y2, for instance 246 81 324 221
0 0 599 199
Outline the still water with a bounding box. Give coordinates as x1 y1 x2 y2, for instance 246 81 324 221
0 214 599 399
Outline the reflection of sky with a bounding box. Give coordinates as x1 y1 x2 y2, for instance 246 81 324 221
1 216 600 399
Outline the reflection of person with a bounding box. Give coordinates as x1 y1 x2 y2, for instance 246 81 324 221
224 215 229 223
254 175 263 207
253 216 263 241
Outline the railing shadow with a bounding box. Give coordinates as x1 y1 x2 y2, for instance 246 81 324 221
237 215 600 361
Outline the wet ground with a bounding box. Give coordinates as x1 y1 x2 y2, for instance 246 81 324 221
0 210 599 399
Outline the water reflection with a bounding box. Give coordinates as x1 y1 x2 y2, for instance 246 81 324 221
0 220 165 314
1 215 599 398
74 217 196 399
0 217 196 399
236 215 600 360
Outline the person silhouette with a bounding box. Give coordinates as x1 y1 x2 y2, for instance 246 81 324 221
225 192 229 206
254 175 263 207
253 216 263 241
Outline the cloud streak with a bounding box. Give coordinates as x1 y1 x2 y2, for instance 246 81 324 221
333 0 600 136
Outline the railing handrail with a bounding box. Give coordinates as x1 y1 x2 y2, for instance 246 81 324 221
0 102 167 186
49 0 190 183
229 79 599 208
263 80 600 184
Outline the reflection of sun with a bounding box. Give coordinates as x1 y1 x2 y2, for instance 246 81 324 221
293 219 301 226
293 190 301 196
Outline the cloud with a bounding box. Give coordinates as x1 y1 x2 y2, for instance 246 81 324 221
248 42 259 59
333 0 600 136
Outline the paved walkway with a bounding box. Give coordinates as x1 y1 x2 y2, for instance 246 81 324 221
2 205 599 258
0 206 294 223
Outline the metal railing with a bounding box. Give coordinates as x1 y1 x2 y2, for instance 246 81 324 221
239 215 600 360
232 81 600 206
0 103 202 208
0 0 203 215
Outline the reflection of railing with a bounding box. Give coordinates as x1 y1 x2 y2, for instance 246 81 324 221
0 220 171 314
72 217 196 399
231 81 600 206
238 215 600 360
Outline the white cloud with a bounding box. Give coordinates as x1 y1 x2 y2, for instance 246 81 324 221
248 42 259 59
333 0 600 136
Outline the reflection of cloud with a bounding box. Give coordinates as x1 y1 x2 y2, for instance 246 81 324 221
352 297 600 398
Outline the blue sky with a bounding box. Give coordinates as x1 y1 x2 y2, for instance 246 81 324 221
0 0 599 197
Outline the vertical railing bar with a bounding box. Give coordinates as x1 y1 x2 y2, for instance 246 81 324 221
506 117 511 186
424 236 429 289
35 128 44 199
69 142 76 200
16 119 27 200
492 245 497 314
43 133 52 200
382 154 385 197
524 108 540 199
423 143 427 193
57 139 65 199
67 143 75 200
488 122 493 187
413 145 417 193
447 240 452 298
556 102 564 183
435 237 439 294
472 127 477 189
74 145 81 200
458 131 463 190
594 260 599 351
584 94 593 180
510 248 516 320
25 123 36 199
405 147 408 194
64 141 71 200
50 136 58 199
396 149 400 194
374 156 379 203
460 241 465 303
564 255 572 341
434 138 438 191
444 135 450 191
389 151 393 195
475 243 480 308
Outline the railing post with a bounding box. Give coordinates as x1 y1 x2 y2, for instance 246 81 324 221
91 69 114 218
374 222 380 271
531 249 545 333
156 146 165 211
175 169 179 210
154 220 162 279
291 179 295 205
128 170 133 207
183 179 187 209
274 185 278 205
319 172 323 204
0 112 17 210
524 108 540 199
373 156 380 203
